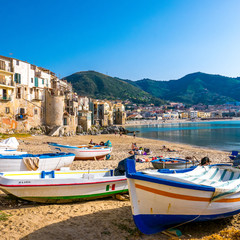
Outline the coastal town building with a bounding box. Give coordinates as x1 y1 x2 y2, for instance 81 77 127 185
113 103 126 125
0 55 127 134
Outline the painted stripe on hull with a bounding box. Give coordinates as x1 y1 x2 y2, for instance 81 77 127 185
16 189 128 203
74 154 109 160
133 209 240 234
0 178 126 188
135 183 240 203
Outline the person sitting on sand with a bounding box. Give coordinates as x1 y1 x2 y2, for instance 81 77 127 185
131 143 138 151
201 157 210 166
89 139 93 145
161 145 176 152
99 141 104 146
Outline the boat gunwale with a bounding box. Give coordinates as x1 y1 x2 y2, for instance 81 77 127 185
126 159 215 192
0 177 127 188
0 152 75 159
49 142 112 150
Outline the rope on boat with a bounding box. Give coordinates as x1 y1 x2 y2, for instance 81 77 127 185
23 157 39 170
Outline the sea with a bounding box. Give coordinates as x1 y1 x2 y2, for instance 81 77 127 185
125 120 240 152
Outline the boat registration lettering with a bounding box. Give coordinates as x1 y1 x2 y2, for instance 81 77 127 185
18 181 31 184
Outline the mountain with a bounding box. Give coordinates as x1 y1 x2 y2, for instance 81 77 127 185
64 71 240 105
63 71 164 105
126 72 240 105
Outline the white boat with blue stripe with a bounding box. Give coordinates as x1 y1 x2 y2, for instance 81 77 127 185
126 159 240 234
0 152 75 172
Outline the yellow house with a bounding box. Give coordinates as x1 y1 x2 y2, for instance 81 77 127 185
198 111 211 118
0 57 15 102
179 112 189 119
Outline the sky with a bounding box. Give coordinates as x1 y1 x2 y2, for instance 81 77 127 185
1 0 240 81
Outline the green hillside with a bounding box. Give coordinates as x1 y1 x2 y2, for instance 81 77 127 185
63 71 164 105
127 72 240 105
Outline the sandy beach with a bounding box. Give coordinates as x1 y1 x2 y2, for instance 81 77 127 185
0 134 239 240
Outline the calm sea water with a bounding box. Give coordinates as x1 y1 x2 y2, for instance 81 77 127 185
125 121 240 151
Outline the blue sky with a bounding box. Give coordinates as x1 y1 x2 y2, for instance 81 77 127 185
1 0 240 80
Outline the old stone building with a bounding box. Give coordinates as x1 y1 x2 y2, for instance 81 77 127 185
0 55 126 134
114 103 126 125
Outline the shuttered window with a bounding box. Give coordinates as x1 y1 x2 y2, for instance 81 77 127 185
14 73 21 84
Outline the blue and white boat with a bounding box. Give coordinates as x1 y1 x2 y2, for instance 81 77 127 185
126 159 240 234
151 157 196 169
0 152 75 172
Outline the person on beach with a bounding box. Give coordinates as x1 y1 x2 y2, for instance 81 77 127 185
133 131 136 138
201 157 210 166
119 131 122 137
89 139 93 144
131 143 138 151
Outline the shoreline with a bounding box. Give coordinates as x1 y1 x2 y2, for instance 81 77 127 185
125 117 240 127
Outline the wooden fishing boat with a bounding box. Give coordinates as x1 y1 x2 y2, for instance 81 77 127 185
126 159 240 234
151 157 196 169
0 137 19 150
48 142 112 160
0 152 75 172
0 150 28 155
0 169 128 203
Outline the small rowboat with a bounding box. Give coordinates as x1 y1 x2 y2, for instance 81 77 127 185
0 168 128 203
0 152 75 172
0 137 19 150
0 150 28 155
126 159 240 234
48 142 112 160
151 157 196 169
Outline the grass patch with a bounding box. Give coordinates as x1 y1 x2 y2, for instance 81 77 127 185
0 211 11 221
0 133 31 139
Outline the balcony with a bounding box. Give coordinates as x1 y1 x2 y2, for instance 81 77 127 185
35 71 42 78
15 113 28 121
0 95 11 101
32 95 42 101
0 79 15 87
0 66 14 73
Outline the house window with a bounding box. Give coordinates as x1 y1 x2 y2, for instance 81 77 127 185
19 108 25 114
34 109 38 115
16 60 19 65
14 73 21 84
42 79 44 84
16 87 21 98
5 107 10 114
0 60 6 70
63 118 68 126
31 78 33 83
30 88 33 94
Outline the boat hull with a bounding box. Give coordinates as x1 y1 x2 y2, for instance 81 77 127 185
0 170 127 203
49 143 112 160
151 158 195 169
0 153 75 171
126 159 240 234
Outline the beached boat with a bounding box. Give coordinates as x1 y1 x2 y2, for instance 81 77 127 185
0 137 19 150
126 159 240 234
0 149 27 155
151 157 196 169
48 142 112 160
0 168 128 203
0 152 75 172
